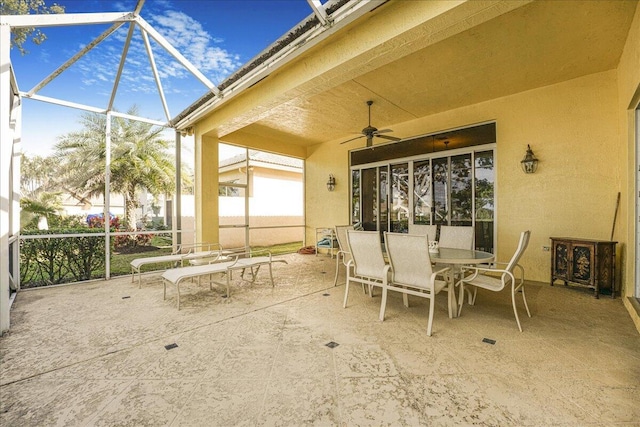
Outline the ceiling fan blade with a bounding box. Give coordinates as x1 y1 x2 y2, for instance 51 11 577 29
376 134 401 141
375 129 393 134
340 134 365 144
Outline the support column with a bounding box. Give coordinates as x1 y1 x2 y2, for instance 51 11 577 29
195 132 219 244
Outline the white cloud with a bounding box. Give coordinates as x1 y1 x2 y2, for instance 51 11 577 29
148 9 242 82
47 2 245 119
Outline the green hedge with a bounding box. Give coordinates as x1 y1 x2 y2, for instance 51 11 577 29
20 229 107 288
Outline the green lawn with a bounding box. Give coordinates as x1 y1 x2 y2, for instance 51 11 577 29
109 241 303 277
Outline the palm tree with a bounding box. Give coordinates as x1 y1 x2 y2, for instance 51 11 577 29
20 154 62 229
55 106 176 231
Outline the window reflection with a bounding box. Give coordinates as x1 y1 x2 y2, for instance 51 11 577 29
390 163 408 232
432 158 449 225
413 160 432 225
450 154 472 226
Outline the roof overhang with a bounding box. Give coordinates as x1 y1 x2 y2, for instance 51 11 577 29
175 0 638 157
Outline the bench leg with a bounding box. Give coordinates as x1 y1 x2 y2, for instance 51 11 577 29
250 266 261 283
268 263 275 287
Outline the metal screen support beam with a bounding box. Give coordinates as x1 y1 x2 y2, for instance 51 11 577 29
175 131 182 248
0 24 12 333
1 12 132 28
135 17 219 95
141 29 171 121
27 22 125 97
10 72 22 295
104 112 112 280
108 22 136 112
306 0 330 26
23 93 106 114
21 94 167 126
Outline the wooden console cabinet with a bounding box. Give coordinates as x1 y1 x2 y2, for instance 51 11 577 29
550 237 616 298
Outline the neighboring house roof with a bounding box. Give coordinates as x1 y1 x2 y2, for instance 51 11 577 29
220 150 303 171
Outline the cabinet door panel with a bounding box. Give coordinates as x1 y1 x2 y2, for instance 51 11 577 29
553 242 569 279
571 244 594 284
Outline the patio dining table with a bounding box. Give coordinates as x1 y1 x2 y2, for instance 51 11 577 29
430 247 495 318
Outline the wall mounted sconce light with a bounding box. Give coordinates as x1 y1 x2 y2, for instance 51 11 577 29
520 145 539 174
327 174 336 191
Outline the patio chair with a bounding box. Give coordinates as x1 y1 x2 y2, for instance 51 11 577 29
457 230 531 331
434 226 475 300
343 230 389 318
383 232 450 336
408 224 437 240
438 225 474 249
333 225 354 287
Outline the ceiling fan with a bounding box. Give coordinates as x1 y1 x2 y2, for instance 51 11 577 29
340 100 400 147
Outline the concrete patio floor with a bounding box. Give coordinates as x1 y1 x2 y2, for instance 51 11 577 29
1 252 639 426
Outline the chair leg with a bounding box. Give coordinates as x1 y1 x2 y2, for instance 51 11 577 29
402 291 409 308
379 286 388 321
457 281 465 316
511 285 522 332
446 281 455 319
520 283 531 317
426 295 435 336
333 255 340 286
343 279 351 308
469 286 478 305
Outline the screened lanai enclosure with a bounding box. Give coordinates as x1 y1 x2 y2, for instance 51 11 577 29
0 1 310 333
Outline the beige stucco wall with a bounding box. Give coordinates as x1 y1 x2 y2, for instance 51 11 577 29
616 4 640 329
306 70 625 288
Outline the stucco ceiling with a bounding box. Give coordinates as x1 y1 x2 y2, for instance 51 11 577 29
216 0 638 154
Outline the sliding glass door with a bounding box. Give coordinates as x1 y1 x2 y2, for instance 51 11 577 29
351 148 495 252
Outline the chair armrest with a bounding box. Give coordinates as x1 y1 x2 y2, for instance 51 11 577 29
431 266 451 283
484 262 524 281
433 266 451 276
460 265 508 281
249 248 273 258
209 253 238 264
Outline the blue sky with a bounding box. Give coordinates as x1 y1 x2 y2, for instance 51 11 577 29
11 0 317 155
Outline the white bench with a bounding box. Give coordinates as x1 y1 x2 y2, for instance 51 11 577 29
160 251 288 309
130 243 226 288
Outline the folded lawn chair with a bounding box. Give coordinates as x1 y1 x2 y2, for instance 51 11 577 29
130 242 227 288
161 249 288 310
